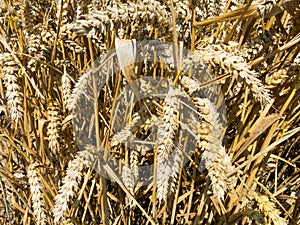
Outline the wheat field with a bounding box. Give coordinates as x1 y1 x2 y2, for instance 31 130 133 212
0 0 299 224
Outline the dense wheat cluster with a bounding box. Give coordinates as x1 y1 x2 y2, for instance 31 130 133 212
0 0 299 224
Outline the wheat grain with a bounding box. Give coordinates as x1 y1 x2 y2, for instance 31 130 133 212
265 52 299 88
20 0 40 35
27 31 49 72
242 28 284 61
27 162 47 225
64 39 86 53
121 164 134 198
180 76 223 149
256 0 276 18
56 0 69 26
206 145 236 200
111 113 142 147
71 70 92 111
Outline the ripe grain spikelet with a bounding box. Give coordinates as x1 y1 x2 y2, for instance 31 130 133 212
61 1 172 40
61 66 73 112
27 31 48 72
47 102 61 154
251 192 287 225
52 155 85 224
130 147 140 183
28 162 47 225
180 76 236 199
196 43 272 106
71 71 91 110
206 145 236 200
20 0 40 35
0 53 23 123
122 164 135 204
111 113 142 147
157 86 180 202
56 0 69 26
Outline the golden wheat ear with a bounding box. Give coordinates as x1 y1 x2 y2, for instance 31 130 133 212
28 162 47 225
52 155 85 224
193 43 272 106
61 65 74 112
0 53 23 124
249 192 287 225
180 75 236 200
156 86 182 202
47 102 61 155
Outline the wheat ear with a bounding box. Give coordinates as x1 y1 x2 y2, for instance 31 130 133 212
28 162 47 225
250 192 287 225
61 1 172 40
0 53 23 123
195 43 272 106
156 86 181 202
71 70 91 111
47 102 61 154
52 155 85 224
180 76 236 200
111 113 143 147
61 66 73 112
